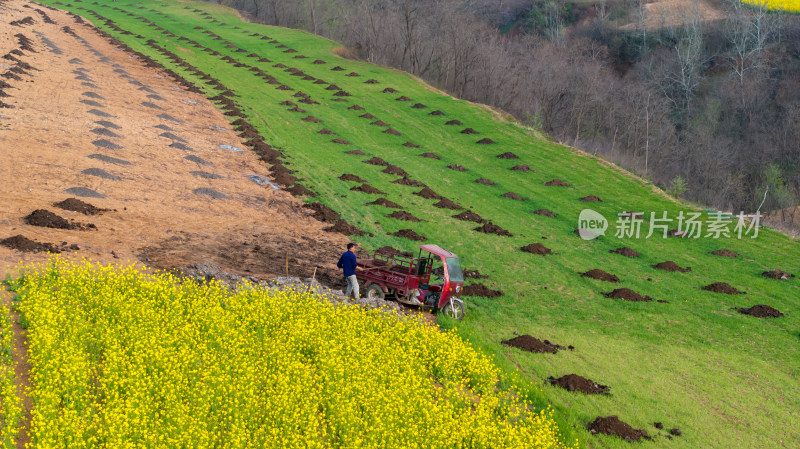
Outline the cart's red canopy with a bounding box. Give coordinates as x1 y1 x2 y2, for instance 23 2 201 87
419 244 457 259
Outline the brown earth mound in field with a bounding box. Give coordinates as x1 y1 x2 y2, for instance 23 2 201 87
53 198 108 215
463 283 503 298
603 288 653 302
475 178 498 186
463 269 489 279
549 374 610 394
345 149 366 155
364 157 389 166
588 416 650 442
433 198 463 210
359 113 375 119
580 195 603 202
581 269 619 282
521 243 552 255
702 283 745 294
348 105 364 110
365 198 402 209
610 247 640 258
383 128 402 135
762 269 794 280
324 219 366 236
501 192 526 201
447 164 467 172
339 173 365 182
396 96 412 101
710 249 738 257
544 179 571 187
419 152 441 159
318 128 335 135
375 246 413 258
533 209 556 218
24 209 95 230
382 165 408 177
429 110 445 116
502 335 563 353
445 120 462 125
475 222 512 237
364 79 378 84
392 229 425 241
653 261 691 272
302 115 320 122
351 184 384 194
387 211 421 222
393 177 425 187
382 87 398 93
511 165 530 172
461 128 479 134
452 211 486 223
0 235 66 253
402 142 421 148
415 187 442 200
737 305 784 318
371 120 389 127
497 152 518 159
331 138 351 145
303 202 339 223
476 138 496 144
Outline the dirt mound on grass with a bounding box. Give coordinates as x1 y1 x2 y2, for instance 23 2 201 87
549 374 610 394
414 187 442 200
738 305 784 318
393 177 425 187
371 120 390 127
603 288 653 302
344 149 366 155
463 269 489 279
521 243 552 255
383 128 402 135
382 87 398 93
429 110 445 116
762 269 794 280
402 142 421 148
702 283 745 294
53 198 108 215
324 219 366 236
476 138 496 144
544 179 571 187
318 128 336 135
511 165 530 172
434 198 463 210
364 79 379 84
502 335 563 353
533 209 556 218
581 269 619 282
392 229 425 241
365 198 402 208
351 184 384 194
653 261 691 272
463 283 503 298
475 222 512 237
501 192 526 201
301 115 320 123
588 416 650 442
396 96 412 102
303 202 339 223
411 103 427 109
375 246 413 258
339 173 365 182
610 247 640 258
348 105 365 110
419 152 441 159
460 128 479 134
447 164 467 172
364 157 390 166
387 211 421 222
445 120 462 125
452 211 486 223
497 152 518 159
359 113 376 119
580 195 603 202
475 178 498 186
382 165 408 177
331 138 351 145
0 235 66 253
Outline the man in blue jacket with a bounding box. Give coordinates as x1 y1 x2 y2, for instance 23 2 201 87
337 243 362 299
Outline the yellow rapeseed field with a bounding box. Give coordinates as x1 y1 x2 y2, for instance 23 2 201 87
743 0 800 12
7 258 572 448
0 303 22 449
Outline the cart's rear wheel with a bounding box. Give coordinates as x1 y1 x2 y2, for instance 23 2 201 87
441 299 465 320
365 284 385 301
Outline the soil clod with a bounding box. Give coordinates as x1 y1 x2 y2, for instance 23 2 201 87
392 229 426 241
653 261 691 272
521 243 552 255
387 211 421 222
580 195 603 202
365 198 402 208
581 269 619 282
475 178 497 186
548 374 610 395
511 165 530 172
533 209 556 218
544 179 570 187
463 283 503 298
502 335 563 353
762 269 793 280
610 247 640 258
603 288 653 302
737 305 783 318
475 222 512 237
702 282 745 294
452 211 486 223
587 416 650 442
53 198 108 215
419 152 441 159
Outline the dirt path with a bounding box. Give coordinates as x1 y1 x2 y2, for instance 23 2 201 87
0 0 347 284
0 287 31 449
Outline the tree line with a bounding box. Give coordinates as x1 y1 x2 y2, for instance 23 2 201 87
212 0 800 225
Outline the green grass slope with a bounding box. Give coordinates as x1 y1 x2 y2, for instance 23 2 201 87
30 1 800 447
